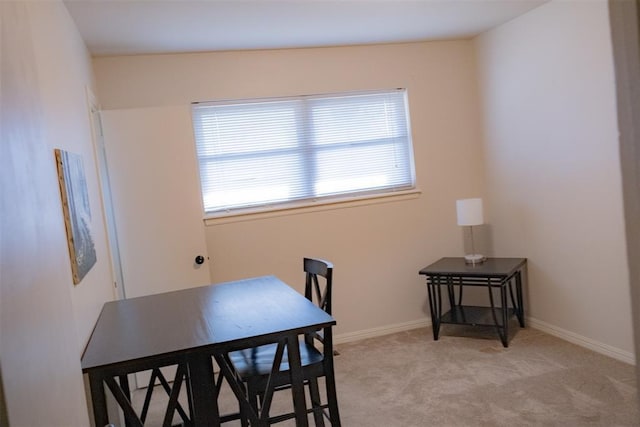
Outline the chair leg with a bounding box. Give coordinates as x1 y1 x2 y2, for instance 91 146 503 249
324 372 341 426
308 378 325 427
242 383 260 426
239 406 249 427
238 392 249 427
238 384 252 427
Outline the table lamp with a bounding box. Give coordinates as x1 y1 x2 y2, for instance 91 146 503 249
456 198 486 265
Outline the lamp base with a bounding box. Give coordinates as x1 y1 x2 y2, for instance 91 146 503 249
464 254 486 265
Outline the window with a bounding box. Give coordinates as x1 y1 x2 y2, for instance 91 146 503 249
191 89 415 215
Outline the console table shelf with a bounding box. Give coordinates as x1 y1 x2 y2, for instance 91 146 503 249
441 305 516 327
419 257 527 347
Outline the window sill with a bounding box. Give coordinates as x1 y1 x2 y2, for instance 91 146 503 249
203 189 422 226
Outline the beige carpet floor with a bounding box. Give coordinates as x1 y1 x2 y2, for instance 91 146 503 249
132 325 639 426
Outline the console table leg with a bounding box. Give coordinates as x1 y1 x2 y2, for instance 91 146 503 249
435 282 443 339
457 277 464 305
501 285 509 348
446 278 455 309
516 271 525 327
487 283 509 347
426 282 441 340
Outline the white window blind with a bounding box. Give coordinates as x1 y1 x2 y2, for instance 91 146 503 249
192 89 415 214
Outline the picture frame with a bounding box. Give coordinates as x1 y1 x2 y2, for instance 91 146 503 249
55 149 97 284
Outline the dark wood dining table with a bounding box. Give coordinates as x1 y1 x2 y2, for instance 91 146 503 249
81 275 337 426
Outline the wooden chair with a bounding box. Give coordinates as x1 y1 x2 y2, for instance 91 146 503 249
227 258 341 426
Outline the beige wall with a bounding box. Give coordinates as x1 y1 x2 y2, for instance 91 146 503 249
93 4 636 358
0 1 634 424
1 1 114 425
475 1 634 358
93 41 487 337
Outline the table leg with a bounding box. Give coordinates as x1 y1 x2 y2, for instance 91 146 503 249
516 271 526 327
88 373 109 427
487 282 508 347
508 278 517 310
426 280 440 340
188 353 220 427
500 284 509 348
457 276 464 305
446 277 455 309
118 375 133 427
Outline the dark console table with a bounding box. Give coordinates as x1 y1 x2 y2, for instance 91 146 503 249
419 257 527 347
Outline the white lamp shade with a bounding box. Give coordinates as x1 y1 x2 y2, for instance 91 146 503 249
456 198 484 226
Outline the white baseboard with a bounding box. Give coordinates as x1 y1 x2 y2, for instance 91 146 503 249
525 317 635 365
334 316 636 366
334 318 430 345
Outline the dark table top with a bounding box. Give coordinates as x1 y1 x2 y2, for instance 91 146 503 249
81 275 335 372
419 257 527 278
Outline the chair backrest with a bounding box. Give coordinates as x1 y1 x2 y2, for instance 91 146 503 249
303 258 333 315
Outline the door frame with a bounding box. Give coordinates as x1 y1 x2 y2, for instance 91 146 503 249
86 87 127 301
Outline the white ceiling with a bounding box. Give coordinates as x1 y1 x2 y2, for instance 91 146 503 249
65 0 547 57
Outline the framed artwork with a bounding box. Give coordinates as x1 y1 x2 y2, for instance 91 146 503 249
55 149 97 284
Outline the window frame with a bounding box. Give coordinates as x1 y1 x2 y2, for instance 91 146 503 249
192 89 418 221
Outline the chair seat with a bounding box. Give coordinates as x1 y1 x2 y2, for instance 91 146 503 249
229 340 324 378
